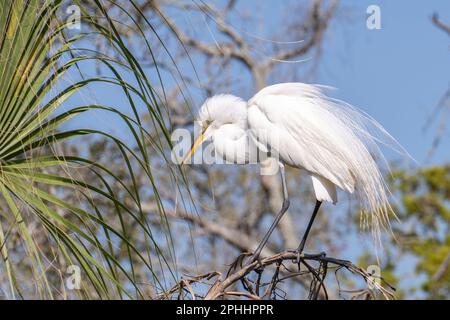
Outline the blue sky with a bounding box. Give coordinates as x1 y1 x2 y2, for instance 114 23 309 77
317 0 450 165
310 1 449 294
67 1 450 167
172 0 449 295
185 0 450 165
57 0 449 297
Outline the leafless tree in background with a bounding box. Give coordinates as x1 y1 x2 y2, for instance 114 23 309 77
134 0 385 299
4 0 393 299
81 0 369 299
426 13 450 159
151 0 337 251
1 0 448 300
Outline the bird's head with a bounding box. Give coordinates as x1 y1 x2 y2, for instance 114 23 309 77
182 94 247 164
197 94 247 130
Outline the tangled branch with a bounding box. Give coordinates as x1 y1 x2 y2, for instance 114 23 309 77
160 251 396 300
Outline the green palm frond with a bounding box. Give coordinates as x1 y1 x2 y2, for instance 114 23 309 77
0 0 183 299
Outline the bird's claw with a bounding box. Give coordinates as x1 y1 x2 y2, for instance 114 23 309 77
296 251 303 265
243 252 263 269
292 250 327 266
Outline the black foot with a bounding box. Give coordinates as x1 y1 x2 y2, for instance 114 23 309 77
291 249 326 264
227 252 253 276
246 253 263 267
296 251 302 265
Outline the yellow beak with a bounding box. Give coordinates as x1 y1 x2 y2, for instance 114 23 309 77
181 130 206 165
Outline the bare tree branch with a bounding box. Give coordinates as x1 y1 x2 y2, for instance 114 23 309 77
161 250 396 300
267 0 337 68
432 13 450 36
152 0 254 68
142 201 325 297
152 0 338 261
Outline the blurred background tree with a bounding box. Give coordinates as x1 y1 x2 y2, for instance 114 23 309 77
0 0 448 299
80 0 450 299
65 0 450 299
389 166 450 299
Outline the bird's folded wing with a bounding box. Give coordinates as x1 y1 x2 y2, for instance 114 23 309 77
248 93 357 193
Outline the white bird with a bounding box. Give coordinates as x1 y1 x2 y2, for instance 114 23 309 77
182 82 404 263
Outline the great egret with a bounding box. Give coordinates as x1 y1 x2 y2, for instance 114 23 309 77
182 82 403 263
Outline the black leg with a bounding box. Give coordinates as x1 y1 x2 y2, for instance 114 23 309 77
297 200 322 258
248 164 289 264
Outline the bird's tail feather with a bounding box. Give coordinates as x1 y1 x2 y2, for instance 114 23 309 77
303 84 411 250
324 92 406 249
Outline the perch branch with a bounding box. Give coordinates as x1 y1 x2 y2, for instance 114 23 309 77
161 250 396 300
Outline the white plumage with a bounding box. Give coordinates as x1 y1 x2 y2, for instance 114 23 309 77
184 82 405 255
